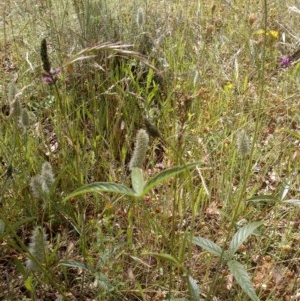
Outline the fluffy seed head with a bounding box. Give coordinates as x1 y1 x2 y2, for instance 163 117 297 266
20 108 30 128
10 99 22 120
136 8 144 30
237 130 250 157
129 129 149 170
30 163 55 203
41 162 53 174
30 175 44 199
8 83 17 103
26 226 48 271
41 162 55 189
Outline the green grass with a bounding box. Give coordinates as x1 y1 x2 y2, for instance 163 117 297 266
1 0 300 300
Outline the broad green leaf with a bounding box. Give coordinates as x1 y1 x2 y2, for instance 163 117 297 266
143 162 201 195
229 221 263 255
278 179 291 201
192 237 223 257
94 272 113 291
246 195 277 203
63 182 137 202
227 260 259 301
131 168 144 196
187 275 201 301
144 252 181 268
59 260 93 272
283 199 300 206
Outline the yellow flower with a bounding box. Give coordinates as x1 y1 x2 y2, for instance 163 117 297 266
256 29 265 35
255 29 278 40
268 30 278 40
224 82 234 92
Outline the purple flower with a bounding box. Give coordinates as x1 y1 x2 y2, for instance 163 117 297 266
42 68 60 84
280 56 291 68
42 75 55 84
50 68 60 75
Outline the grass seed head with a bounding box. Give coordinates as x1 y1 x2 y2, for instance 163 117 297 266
40 38 51 73
20 108 30 128
10 99 22 120
30 175 44 199
30 163 55 201
41 162 54 176
8 83 17 103
136 7 145 30
237 130 250 157
129 129 149 170
41 162 55 192
26 226 48 272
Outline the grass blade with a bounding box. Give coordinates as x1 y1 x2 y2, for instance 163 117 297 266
246 195 277 203
144 252 181 268
282 199 300 206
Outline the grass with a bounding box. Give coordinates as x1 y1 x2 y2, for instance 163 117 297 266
1 0 300 300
